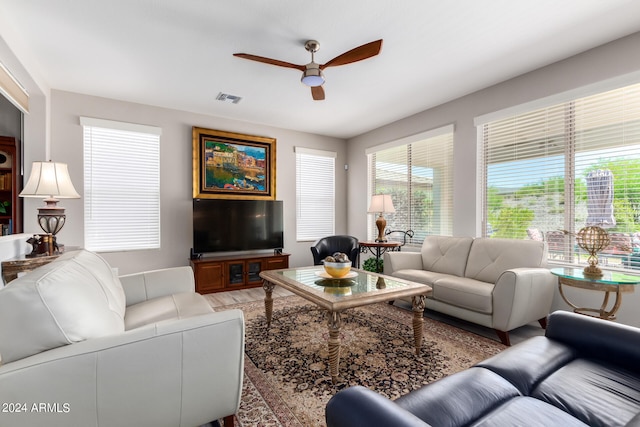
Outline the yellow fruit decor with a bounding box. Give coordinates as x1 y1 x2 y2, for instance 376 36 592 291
323 252 351 278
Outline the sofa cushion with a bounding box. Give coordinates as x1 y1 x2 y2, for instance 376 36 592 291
473 396 590 427
476 335 575 395
532 359 640 426
125 292 214 330
420 236 474 277
0 250 126 363
391 269 451 286
395 367 521 427
431 276 494 314
464 238 546 284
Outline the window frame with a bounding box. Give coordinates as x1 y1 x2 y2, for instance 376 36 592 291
295 146 336 242
81 117 161 252
477 80 640 270
366 125 454 246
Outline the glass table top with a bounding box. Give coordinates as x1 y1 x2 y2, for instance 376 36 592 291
275 267 415 297
550 267 640 285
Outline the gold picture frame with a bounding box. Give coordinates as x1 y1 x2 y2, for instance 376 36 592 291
192 127 276 200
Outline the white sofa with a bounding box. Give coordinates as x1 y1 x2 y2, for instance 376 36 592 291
384 236 555 345
0 249 244 427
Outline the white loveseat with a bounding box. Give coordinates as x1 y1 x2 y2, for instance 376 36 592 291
0 249 244 427
384 236 555 345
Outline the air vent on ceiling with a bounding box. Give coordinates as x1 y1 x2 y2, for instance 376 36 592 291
216 92 242 104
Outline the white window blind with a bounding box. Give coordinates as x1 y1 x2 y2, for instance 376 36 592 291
480 81 640 270
296 147 335 241
368 127 454 245
81 117 161 252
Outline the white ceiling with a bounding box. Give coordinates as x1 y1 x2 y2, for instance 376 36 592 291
2 1 640 139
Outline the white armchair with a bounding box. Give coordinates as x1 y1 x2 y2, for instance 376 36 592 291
0 250 244 427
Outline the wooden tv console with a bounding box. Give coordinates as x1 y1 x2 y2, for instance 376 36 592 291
190 252 290 294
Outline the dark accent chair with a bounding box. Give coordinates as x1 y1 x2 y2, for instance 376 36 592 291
310 235 359 267
326 310 640 427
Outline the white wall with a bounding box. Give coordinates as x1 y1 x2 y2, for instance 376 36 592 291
346 31 640 326
45 91 347 274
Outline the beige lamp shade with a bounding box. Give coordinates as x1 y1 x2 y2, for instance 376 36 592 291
20 161 80 200
368 195 395 242
20 161 80 238
367 194 395 214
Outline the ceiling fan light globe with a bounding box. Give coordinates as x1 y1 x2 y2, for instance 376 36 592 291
301 69 324 87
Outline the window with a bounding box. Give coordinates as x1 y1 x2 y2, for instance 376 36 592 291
81 117 161 252
295 147 335 241
479 82 640 270
367 125 454 245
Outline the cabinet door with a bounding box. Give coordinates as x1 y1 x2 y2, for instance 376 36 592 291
0 139 18 234
246 260 263 285
227 261 246 286
193 262 225 293
0 170 12 234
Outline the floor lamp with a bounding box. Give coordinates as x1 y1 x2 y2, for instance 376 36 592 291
368 194 395 242
19 161 80 253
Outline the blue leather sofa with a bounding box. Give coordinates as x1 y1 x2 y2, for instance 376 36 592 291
326 311 640 426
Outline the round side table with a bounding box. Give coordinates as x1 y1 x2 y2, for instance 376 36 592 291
550 267 640 320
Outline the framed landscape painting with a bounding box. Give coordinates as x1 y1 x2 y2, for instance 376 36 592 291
192 127 276 200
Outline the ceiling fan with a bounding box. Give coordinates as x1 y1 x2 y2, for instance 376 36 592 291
233 39 383 101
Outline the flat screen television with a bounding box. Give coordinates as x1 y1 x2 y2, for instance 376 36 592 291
192 198 284 255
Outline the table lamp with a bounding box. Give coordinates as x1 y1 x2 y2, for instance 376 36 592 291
19 161 80 249
368 194 395 242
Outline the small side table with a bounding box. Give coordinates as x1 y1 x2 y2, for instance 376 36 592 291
550 267 640 320
1 254 61 284
359 241 402 273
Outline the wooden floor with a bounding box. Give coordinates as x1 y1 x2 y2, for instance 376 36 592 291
205 287 544 346
205 286 292 308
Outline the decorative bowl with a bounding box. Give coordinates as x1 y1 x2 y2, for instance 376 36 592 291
323 261 352 278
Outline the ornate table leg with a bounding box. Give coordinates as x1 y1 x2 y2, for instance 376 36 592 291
599 290 611 319
262 279 275 328
412 295 426 355
327 310 342 384
600 289 624 320
558 282 581 313
558 281 626 320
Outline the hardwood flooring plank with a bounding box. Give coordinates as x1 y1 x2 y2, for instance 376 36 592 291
205 287 292 308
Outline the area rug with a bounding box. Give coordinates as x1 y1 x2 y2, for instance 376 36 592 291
208 295 506 427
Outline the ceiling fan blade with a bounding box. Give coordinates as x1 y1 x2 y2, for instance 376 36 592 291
311 86 325 101
320 39 383 69
233 53 305 71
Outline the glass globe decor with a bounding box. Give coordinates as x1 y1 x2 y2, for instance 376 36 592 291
575 226 610 278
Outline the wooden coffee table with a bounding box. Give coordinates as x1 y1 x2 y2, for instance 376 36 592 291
260 266 432 383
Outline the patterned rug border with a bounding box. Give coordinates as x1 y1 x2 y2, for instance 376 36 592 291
210 294 506 426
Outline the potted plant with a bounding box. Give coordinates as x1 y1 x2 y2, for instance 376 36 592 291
362 257 383 273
